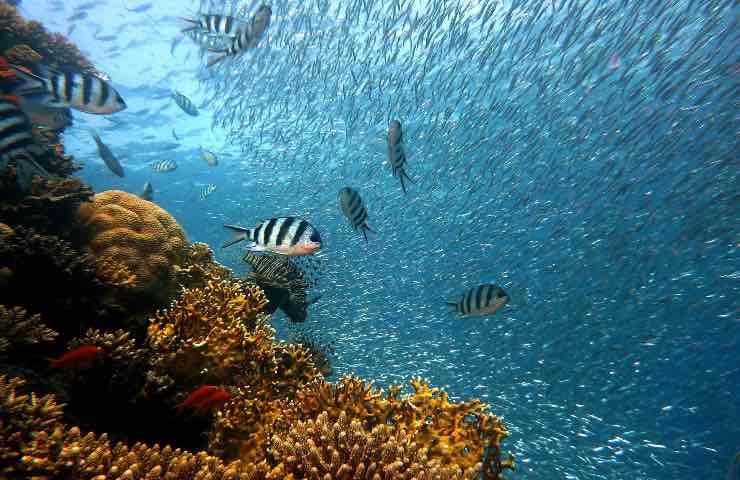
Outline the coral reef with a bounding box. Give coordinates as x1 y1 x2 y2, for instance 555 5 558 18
0 305 57 355
0 375 255 479
0 226 126 341
147 278 272 385
0 176 92 237
175 241 234 290
269 411 481 479
0 3 98 73
76 190 188 307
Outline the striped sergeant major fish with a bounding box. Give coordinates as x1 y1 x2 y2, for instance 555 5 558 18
182 13 244 37
338 186 374 241
387 120 413 194
91 131 124 177
0 95 51 189
447 284 509 317
223 216 322 256
151 159 177 172
206 4 271 67
199 183 216 200
9 63 126 115
171 91 198 116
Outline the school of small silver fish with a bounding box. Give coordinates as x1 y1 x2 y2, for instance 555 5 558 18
10 0 738 478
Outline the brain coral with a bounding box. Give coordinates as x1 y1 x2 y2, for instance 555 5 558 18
76 190 187 305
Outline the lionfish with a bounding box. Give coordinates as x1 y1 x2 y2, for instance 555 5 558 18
242 250 321 323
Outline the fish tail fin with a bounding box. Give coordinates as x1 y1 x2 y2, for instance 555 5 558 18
399 175 407 195
362 224 375 241
445 302 458 312
361 228 368 242
222 224 251 248
206 53 228 68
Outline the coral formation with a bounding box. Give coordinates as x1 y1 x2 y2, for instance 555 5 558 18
147 278 272 385
175 241 234 290
269 410 481 479
0 3 98 73
0 305 57 355
0 176 92 237
76 190 188 306
0 226 125 341
0 375 255 479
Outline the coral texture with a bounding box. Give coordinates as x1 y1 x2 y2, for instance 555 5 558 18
0 3 97 73
0 226 124 340
0 305 57 355
0 176 92 237
175 242 234 291
0 375 259 479
268 410 481 479
76 190 188 305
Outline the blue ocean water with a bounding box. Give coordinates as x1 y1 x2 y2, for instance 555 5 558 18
24 0 739 478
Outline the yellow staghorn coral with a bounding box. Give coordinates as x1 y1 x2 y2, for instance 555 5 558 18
0 3 98 73
267 410 481 480
0 305 57 355
282 376 514 477
148 280 274 385
0 375 270 479
175 242 234 291
68 328 147 366
76 190 188 305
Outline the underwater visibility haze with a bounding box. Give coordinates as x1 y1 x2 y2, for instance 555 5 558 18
1 0 738 478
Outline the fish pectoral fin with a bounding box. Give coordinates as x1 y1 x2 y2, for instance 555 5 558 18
246 243 267 252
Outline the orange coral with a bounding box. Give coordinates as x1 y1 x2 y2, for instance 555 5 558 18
76 190 188 305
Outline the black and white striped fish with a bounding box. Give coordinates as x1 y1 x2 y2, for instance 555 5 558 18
338 186 374 241
206 4 271 67
199 183 216 200
387 119 413 194
10 64 126 115
446 284 509 317
151 159 177 172
171 91 198 116
182 13 245 37
0 96 50 189
223 216 322 256
91 131 124 177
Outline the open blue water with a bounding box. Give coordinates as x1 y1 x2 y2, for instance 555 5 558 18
24 0 738 478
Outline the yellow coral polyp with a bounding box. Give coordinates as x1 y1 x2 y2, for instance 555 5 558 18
76 190 188 304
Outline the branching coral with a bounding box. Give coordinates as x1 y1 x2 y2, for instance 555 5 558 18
175 242 234 291
268 410 481 479
148 279 272 385
0 305 57 355
0 3 98 73
0 375 266 479
76 190 188 306
0 226 125 341
0 176 92 237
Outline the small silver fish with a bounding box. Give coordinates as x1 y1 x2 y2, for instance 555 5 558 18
199 183 216 200
338 186 374 241
11 64 126 115
91 132 124 177
139 181 154 201
171 91 198 116
151 159 177 172
447 284 509 317
223 217 322 256
387 119 413 194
